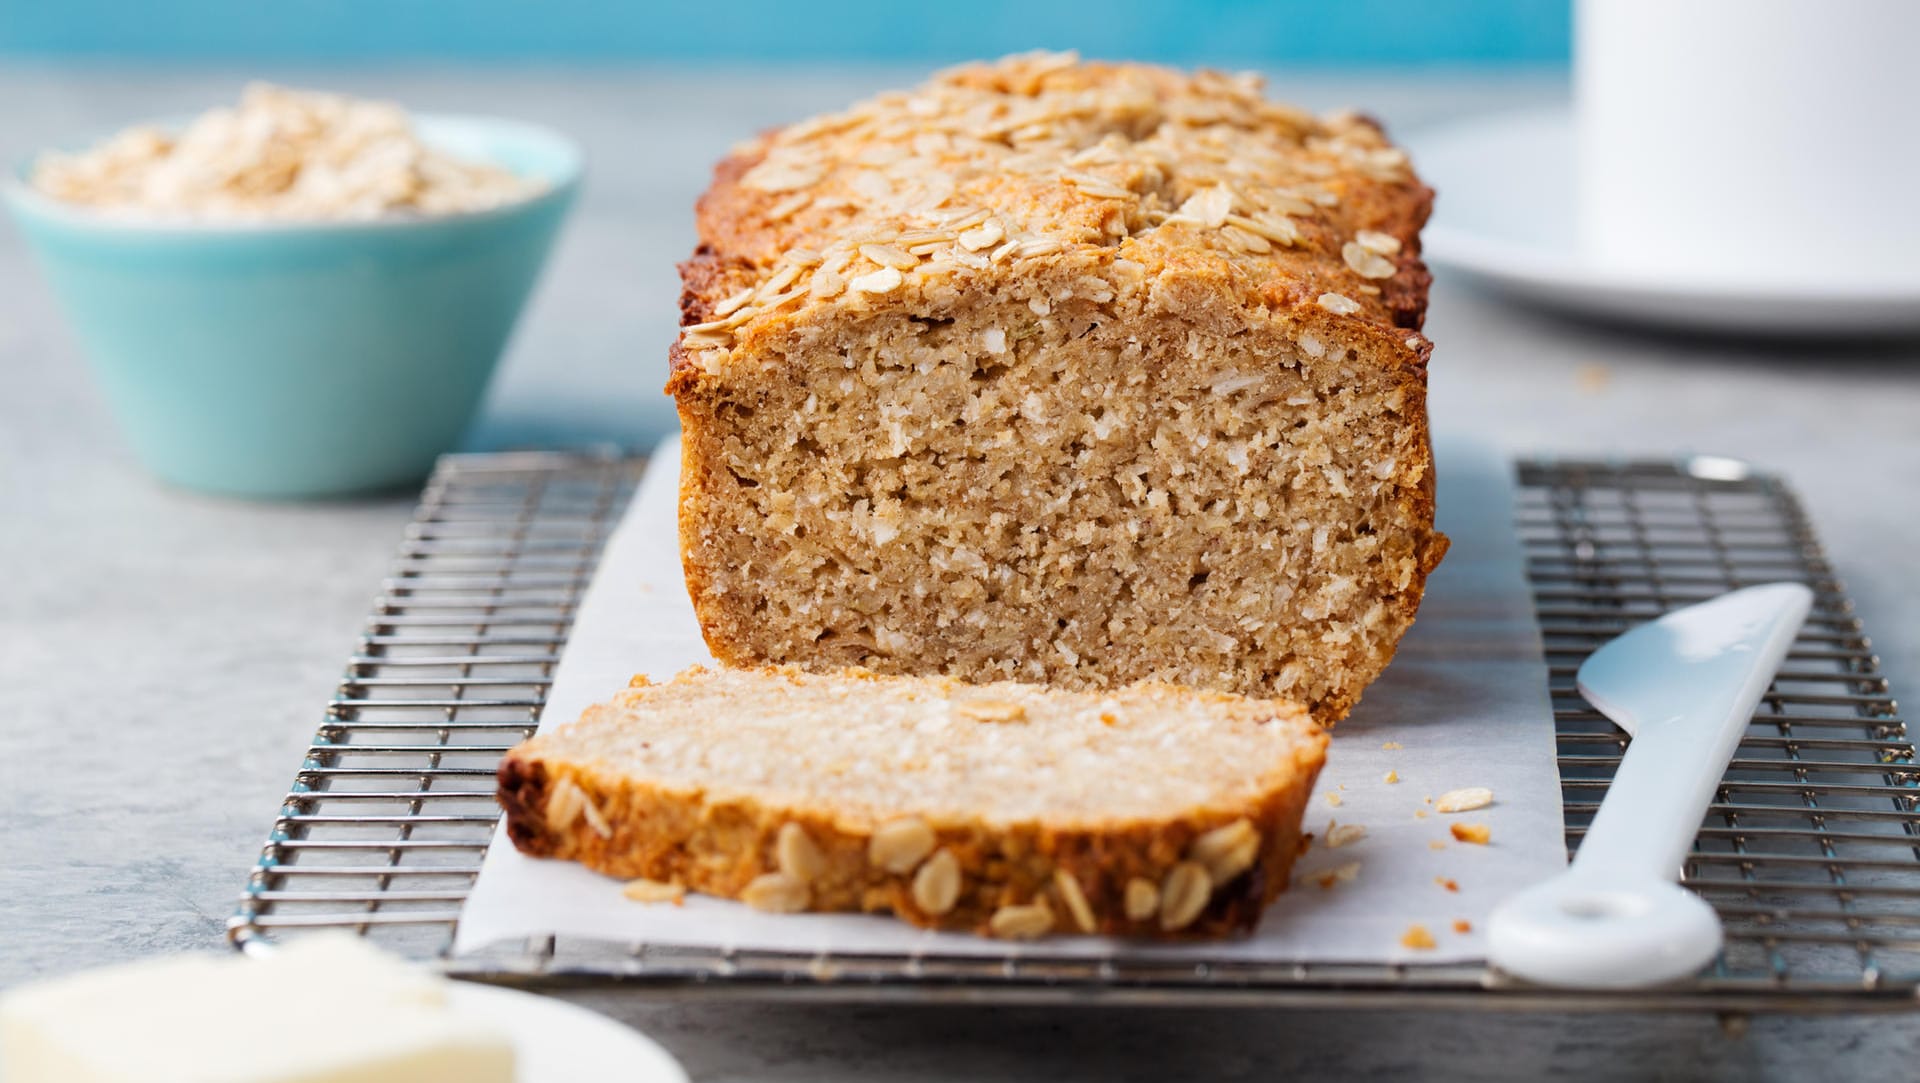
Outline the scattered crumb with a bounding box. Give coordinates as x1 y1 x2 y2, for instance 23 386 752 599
1401 924 1437 950
1428 839 1447 851
1325 821 1368 849
622 878 686 904
1435 877 1459 893
1383 770 1400 784
1381 741 1403 750
1325 793 1343 808
1414 808 1429 820
1452 919 1473 934
1575 362 1612 394
1311 861 1362 889
1338 784 1347 791
1436 787 1494 813
1451 822 1492 845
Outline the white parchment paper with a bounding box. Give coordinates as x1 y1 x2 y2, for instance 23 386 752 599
454 436 1563 964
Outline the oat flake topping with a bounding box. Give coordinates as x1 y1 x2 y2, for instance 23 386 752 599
680 51 1424 357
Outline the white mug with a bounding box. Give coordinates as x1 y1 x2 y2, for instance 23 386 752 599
1576 0 1920 286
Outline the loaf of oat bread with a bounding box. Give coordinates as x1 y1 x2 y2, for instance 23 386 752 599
498 665 1327 939
667 52 1447 723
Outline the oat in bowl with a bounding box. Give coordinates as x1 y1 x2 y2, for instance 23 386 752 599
30 84 544 223
5 85 581 498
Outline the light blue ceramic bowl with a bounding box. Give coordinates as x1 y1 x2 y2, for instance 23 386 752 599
4 115 581 498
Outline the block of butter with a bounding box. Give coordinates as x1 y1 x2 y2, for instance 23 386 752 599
0 934 514 1082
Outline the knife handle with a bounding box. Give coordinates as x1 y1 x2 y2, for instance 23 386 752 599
1488 582 1812 989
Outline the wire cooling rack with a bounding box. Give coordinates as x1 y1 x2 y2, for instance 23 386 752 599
229 451 1918 1014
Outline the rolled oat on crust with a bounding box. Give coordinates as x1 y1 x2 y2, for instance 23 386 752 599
498 665 1328 940
666 52 1445 723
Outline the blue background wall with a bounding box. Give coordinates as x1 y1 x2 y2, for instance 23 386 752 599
0 0 1570 64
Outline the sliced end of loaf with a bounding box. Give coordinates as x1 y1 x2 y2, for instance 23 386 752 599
499 665 1327 939
674 263 1446 721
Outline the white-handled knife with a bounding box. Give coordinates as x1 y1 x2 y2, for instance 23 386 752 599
1488 582 1814 989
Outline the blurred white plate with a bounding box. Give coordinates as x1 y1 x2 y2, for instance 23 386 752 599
1407 107 1920 334
448 982 687 1083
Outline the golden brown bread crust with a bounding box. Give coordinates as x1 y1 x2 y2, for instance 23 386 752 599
665 53 1445 722
666 57 1437 379
498 666 1328 939
500 754 1317 938
668 60 1436 359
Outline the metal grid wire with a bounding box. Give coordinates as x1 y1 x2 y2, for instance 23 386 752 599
1521 455 1916 1004
229 452 1919 1013
230 451 643 960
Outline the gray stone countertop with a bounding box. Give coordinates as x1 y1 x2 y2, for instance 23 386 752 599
2 65 1916 1080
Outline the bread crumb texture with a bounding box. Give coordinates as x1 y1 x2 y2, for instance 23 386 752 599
669 51 1447 723
499 664 1327 939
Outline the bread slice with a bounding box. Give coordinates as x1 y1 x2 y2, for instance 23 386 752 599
498 665 1327 939
666 53 1448 723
